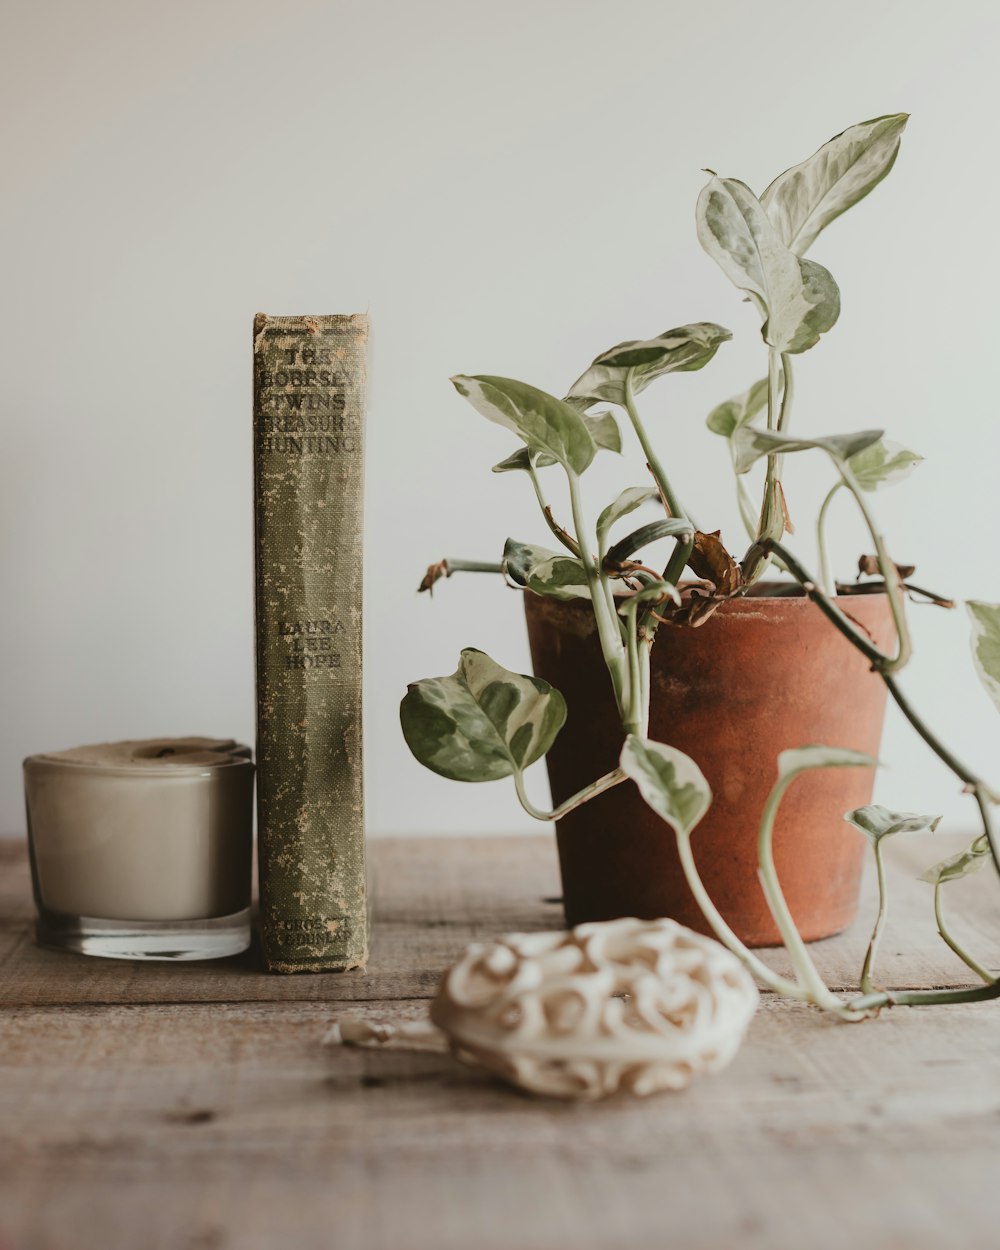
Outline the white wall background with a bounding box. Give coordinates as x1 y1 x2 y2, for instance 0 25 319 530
2 0 999 837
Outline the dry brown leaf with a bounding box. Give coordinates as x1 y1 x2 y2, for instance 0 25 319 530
687 531 743 596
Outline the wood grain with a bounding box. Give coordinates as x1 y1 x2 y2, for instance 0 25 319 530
1 834 999 1250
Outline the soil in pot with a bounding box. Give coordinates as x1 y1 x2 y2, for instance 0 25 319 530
524 585 893 947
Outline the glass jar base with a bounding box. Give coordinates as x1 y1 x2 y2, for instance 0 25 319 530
35 907 252 961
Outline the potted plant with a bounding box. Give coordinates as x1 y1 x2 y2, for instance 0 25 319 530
401 115 1000 1017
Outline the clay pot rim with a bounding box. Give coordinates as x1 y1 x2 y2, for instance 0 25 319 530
525 581 887 617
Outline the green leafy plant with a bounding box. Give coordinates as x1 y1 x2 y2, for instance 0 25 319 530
402 115 1000 1019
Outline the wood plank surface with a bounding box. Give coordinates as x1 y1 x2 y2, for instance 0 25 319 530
2 834 1000 1250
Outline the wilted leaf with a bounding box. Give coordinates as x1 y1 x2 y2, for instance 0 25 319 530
921 834 992 885
654 582 726 629
706 376 771 438
761 114 909 256
777 744 877 781
968 601 1000 714
620 735 712 838
696 175 840 354
400 648 566 783
847 438 923 492
603 518 695 570
503 539 591 601
451 375 596 475
418 560 449 594
566 323 732 408
844 804 942 845
731 425 883 475
687 530 742 596
857 554 916 580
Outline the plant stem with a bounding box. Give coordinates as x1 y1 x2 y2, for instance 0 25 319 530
527 461 581 557
624 609 643 737
933 881 994 983
838 464 911 672
860 840 888 994
446 559 505 575
623 369 685 520
816 481 842 594
671 833 808 1000
513 767 627 822
566 470 629 719
756 774 845 1011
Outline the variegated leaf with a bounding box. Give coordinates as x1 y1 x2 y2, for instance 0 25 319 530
731 425 883 475
451 375 596 475
761 114 909 256
921 834 992 885
968 601 1000 714
844 804 941 845
706 376 771 438
596 487 658 552
777 744 877 781
503 539 590 601
696 175 840 354
847 438 923 492
566 323 731 408
400 648 566 782
620 735 712 839
491 410 620 474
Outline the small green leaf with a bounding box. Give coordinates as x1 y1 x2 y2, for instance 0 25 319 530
492 447 547 474
566 323 732 408
604 518 695 569
696 175 840 354
596 487 658 552
706 376 771 438
921 834 992 885
847 439 923 492
777 744 877 781
503 539 590 601
620 735 712 839
451 375 597 475
761 114 909 256
731 425 884 475
968 601 1000 714
844 804 942 846
400 648 566 783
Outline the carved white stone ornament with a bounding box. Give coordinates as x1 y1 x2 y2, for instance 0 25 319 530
326 918 758 1101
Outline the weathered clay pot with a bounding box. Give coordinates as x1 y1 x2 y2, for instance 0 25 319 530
524 587 893 946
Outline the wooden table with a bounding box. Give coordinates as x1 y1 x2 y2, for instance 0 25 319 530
2 833 999 1250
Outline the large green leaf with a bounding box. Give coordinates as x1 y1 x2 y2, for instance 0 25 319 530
596 487 658 552
451 375 596 475
731 425 883 475
844 804 941 846
761 114 909 256
620 735 711 838
696 175 840 354
566 323 731 408
968 601 1000 714
847 438 923 492
400 648 566 782
706 376 771 438
503 539 590 601
921 834 992 886
777 744 877 781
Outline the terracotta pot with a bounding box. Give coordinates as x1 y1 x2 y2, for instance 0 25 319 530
524 587 893 946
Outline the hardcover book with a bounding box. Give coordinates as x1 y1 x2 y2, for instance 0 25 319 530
252 313 368 972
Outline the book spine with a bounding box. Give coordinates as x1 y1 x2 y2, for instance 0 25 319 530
253 313 368 973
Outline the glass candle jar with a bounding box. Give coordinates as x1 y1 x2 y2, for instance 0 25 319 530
23 738 254 961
